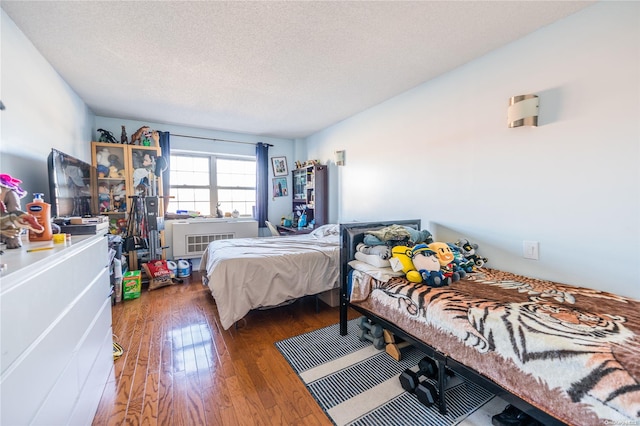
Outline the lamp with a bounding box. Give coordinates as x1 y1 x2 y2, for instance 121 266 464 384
508 94 538 128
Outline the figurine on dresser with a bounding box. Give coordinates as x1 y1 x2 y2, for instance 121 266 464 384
0 173 44 249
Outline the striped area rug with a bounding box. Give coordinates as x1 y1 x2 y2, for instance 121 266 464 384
276 319 500 426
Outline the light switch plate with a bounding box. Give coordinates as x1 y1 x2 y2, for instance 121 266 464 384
523 241 539 260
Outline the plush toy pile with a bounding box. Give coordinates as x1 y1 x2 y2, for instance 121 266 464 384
351 225 488 288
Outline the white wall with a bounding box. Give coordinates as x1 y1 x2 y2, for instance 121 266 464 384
306 2 640 299
0 10 94 202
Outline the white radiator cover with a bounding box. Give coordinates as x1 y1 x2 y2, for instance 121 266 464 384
170 219 259 258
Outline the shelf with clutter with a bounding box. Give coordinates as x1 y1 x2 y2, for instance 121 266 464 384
91 126 166 270
291 160 328 228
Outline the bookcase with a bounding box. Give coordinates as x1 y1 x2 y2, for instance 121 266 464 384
91 141 165 269
291 164 328 228
91 141 163 234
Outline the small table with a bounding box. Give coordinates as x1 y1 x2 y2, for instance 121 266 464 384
276 225 313 235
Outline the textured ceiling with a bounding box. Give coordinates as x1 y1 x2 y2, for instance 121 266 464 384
2 1 594 139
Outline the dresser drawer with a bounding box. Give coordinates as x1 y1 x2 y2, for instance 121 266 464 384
1 235 108 372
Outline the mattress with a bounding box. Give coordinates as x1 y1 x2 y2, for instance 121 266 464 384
200 230 340 330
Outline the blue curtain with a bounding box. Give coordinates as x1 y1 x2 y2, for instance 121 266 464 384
255 142 269 227
158 131 170 213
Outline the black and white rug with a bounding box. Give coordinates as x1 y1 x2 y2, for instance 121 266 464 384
276 319 505 426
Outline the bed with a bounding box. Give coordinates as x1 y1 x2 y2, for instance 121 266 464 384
199 223 340 330
339 220 640 426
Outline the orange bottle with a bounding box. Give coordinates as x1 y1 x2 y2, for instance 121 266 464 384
27 193 53 241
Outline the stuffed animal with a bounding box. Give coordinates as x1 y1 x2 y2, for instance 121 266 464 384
447 243 475 273
108 154 123 170
109 165 125 179
428 241 465 283
0 173 33 249
455 238 488 268
98 182 110 212
131 151 154 188
96 148 111 178
411 244 448 287
110 183 126 212
390 245 422 283
356 242 390 260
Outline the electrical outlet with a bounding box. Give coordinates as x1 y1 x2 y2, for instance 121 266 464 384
523 241 539 260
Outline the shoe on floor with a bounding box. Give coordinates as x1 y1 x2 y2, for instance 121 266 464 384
491 404 537 426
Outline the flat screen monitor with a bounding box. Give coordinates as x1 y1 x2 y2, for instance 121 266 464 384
47 148 94 218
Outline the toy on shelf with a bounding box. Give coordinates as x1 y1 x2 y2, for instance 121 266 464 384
108 153 124 170
0 173 44 249
97 128 118 144
109 165 125 179
98 182 110 212
96 147 111 178
111 183 127 212
130 126 150 145
120 125 128 144
131 151 158 195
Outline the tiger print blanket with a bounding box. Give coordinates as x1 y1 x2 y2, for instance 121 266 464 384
349 268 640 425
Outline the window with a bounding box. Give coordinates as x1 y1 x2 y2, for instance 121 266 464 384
168 154 256 217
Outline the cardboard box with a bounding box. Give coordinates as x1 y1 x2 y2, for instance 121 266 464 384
123 270 142 300
318 288 340 307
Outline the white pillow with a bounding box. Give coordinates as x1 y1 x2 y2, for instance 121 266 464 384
355 251 391 268
348 260 404 282
310 223 340 238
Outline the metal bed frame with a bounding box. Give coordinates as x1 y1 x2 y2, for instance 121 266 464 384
338 220 564 426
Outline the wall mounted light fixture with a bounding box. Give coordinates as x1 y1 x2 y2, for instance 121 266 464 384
508 94 538 128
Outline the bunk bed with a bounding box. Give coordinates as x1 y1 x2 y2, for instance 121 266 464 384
339 220 640 426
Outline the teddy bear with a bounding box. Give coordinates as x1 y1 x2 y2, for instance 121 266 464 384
109 165 125 179
428 241 466 283
411 244 448 287
96 148 111 178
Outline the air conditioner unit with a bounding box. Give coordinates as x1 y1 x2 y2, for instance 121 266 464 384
171 219 258 258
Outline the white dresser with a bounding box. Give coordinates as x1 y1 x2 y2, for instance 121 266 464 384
1 233 113 425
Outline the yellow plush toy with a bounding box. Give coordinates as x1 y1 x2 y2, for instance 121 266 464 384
390 245 422 283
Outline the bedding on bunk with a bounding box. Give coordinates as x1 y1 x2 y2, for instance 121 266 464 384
199 224 340 330
348 267 640 425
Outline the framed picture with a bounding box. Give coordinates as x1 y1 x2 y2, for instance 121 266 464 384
273 177 288 197
271 156 288 177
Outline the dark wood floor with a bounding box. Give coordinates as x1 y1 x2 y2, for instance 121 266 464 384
93 272 359 425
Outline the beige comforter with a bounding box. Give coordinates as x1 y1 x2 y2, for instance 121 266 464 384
200 233 339 329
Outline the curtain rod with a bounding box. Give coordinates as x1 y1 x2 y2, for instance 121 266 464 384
171 133 273 147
